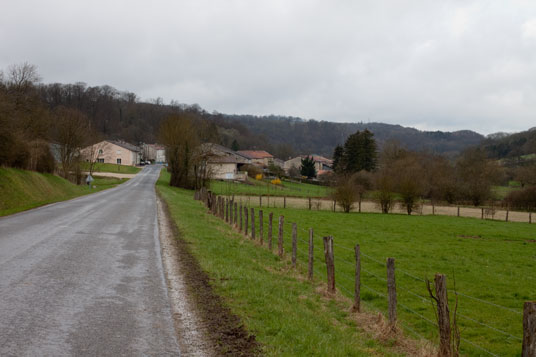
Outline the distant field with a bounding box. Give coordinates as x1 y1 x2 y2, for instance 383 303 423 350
80 162 141 174
0 168 127 216
238 202 533 356
210 178 331 198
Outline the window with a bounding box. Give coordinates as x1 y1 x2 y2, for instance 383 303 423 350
98 149 103 155
97 158 104 163
117 158 121 164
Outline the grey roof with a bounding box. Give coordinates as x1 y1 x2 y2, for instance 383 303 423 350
109 140 140 152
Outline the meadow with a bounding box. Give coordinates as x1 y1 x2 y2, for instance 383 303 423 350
238 200 534 356
80 162 141 174
209 177 331 198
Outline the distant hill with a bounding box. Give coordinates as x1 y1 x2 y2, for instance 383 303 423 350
218 115 485 159
479 127 536 163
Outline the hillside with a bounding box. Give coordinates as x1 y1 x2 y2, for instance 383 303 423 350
218 114 484 158
0 168 126 216
480 127 536 162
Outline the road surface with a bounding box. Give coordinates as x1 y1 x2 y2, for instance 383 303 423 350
0 165 181 356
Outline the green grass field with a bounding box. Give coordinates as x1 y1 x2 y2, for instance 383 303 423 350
235 198 534 356
209 178 331 198
80 162 141 174
157 171 406 356
0 168 128 216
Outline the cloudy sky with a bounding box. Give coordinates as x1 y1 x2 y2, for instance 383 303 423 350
2 1 536 134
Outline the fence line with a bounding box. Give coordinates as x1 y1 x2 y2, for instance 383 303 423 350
197 191 528 356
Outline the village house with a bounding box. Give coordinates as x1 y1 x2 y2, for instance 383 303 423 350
236 150 274 167
81 140 141 166
284 155 333 175
142 144 166 163
202 143 250 181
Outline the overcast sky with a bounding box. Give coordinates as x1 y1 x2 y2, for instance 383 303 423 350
2 1 536 134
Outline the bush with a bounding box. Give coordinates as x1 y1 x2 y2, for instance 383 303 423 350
255 173 263 180
504 186 536 211
243 164 262 178
271 178 282 185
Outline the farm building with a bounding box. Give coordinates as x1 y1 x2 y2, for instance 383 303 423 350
236 150 274 167
284 155 333 174
81 140 141 166
202 143 250 181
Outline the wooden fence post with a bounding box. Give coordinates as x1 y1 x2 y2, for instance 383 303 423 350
506 205 509 222
530 212 532 224
432 203 435 215
457 206 460 217
259 195 262 207
239 204 243 232
284 196 286 208
358 197 362 213
386 258 397 325
234 202 238 227
353 244 361 312
259 210 264 244
245 206 249 236
308 228 314 280
323 236 335 294
268 212 273 250
308 197 312 210
251 207 255 239
225 199 229 223
481 207 484 219
292 223 297 268
435 274 451 357
523 301 536 357
278 215 284 257
333 200 336 212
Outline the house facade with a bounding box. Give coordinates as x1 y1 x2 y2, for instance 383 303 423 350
202 143 250 181
236 150 274 167
284 155 333 174
82 140 141 166
142 144 166 163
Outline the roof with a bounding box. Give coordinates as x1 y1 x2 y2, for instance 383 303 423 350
109 140 140 152
200 143 250 164
236 150 274 159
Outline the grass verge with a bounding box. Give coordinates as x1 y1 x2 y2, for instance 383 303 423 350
0 167 128 216
80 162 141 174
156 169 418 356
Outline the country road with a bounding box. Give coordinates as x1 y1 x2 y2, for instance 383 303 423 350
0 165 181 356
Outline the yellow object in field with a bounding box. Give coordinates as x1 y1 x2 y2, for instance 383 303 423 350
271 178 282 185
255 174 263 180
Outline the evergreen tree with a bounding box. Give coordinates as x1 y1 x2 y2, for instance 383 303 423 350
340 129 377 173
231 139 239 151
332 145 344 173
300 156 317 178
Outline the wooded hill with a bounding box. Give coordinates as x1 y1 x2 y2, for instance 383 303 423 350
33 81 490 159
479 128 536 163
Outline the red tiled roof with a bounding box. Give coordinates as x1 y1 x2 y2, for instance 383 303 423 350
236 150 273 159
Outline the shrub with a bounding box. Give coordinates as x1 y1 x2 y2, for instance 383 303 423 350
271 178 282 185
504 186 536 211
255 173 263 180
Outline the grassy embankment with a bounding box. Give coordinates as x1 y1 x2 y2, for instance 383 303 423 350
241 201 533 356
156 170 406 356
0 167 128 216
210 177 331 198
80 162 141 174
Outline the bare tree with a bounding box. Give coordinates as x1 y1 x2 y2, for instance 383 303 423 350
52 107 90 181
393 153 425 215
332 175 359 213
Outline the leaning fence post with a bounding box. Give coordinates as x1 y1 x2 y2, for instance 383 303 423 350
268 212 273 250
353 244 361 312
251 207 255 240
435 274 451 357
259 210 264 245
523 301 536 356
386 258 397 325
308 228 314 280
244 206 249 236
292 223 297 268
323 236 335 294
278 215 284 257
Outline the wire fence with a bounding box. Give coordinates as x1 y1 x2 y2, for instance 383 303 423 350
197 191 530 356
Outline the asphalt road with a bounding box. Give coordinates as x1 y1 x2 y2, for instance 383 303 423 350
0 165 181 356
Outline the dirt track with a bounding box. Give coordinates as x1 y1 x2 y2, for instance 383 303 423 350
231 195 532 223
